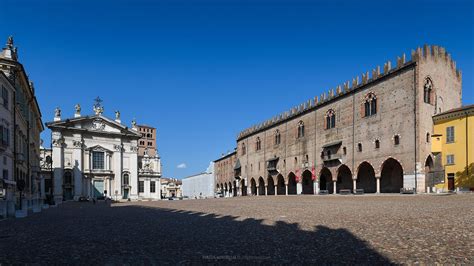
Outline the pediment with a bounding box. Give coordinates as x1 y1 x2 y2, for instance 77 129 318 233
46 115 140 137
87 145 113 153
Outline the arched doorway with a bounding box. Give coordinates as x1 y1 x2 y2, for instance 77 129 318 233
287 172 297 195
302 170 314 194
224 183 228 197
381 158 404 193
277 174 285 195
240 179 247 196
250 178 257 195
425 155 434 188
267 177 275 195
336 165 353 193
228 182 233 197
258 177 265 195
233 181 237 196
319 168 333 194
357 162 376 193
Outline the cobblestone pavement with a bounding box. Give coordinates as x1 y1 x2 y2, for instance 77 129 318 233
0 194 473 264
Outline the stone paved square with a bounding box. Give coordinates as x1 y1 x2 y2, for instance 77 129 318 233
1 195 473 264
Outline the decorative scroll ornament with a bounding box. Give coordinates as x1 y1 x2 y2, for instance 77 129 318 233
92 118 105 131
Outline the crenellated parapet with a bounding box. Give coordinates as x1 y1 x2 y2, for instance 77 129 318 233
237 45 462 141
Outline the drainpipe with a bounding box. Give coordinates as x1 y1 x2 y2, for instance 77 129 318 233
466 111 469 176
413 65 417 194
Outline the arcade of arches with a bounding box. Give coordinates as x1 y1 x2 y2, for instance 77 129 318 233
217 158 405 196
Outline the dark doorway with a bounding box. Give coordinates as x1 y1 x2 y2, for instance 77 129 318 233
233 181 237 197
277 175 285 195
447 173 455 191
287 173 297 195
319 168 333 194
267 177 275 195
425 156 434 187
336 165 353 193
302 170 314 194
241 180 247 196
250 178 257 195
228 182 233 197
357 162 376 193
380 158 404 193
258 177 265 195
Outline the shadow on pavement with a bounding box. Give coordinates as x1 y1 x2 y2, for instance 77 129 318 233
0 201 392 264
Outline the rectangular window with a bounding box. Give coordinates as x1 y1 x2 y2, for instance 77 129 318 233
139 181 144 193
2 86 8 109
446 154 455 165
2 169 8 179
92 152 105 169
446 126 455 143
0 126 8 147
150 181 156 193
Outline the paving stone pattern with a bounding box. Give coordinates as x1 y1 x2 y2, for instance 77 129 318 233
0 194 473 264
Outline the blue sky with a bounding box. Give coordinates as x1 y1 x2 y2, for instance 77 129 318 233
1 0 472 178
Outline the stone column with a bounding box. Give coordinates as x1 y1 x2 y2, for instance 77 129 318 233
353 178 357 193
296 182 302 195
333 182 337 195
376 176 381 194
274 185 277 195
113 145 123 199
72 137 83 201
285 184 288 195
314 181 318 195
256 186 259 196
264 185 268 196
52 133 64 203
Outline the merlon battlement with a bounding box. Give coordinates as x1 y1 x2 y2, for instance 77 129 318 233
237 45 462 140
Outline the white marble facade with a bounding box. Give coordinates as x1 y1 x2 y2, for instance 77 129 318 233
46 104 142 201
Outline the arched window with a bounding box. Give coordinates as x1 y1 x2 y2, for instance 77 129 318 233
424 78 433 104
358 143 362 152
394 135 400 146
274 130 281 145
123 173 130 185
64 171 72 185
375 139 380 149
364 93 377 117
255 137 261 151
325 109 336 129
241 143 246 155
297 121 305 138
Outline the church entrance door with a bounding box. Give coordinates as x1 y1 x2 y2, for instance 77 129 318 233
93 180 104 199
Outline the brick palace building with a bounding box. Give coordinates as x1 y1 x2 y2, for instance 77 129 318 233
215 45 462 196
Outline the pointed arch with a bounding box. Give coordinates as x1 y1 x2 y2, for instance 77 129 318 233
356 161 376 193
380 158 404 193
267 176 275 195
319 167 333 194
250 178 257 196
336 164 353 193
276 174 285 195
287 172 297 195
258 177 265 196
302 170 314 194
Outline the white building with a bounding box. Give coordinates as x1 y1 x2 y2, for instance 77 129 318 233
138 149 162 200
46 102 142 202
182 162 215 199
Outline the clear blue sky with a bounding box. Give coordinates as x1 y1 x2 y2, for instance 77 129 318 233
1 0 473 178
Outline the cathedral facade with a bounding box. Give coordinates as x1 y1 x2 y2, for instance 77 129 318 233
46 102 158 201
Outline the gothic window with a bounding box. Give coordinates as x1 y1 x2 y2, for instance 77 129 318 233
297 121 305 138
424 78 433 104
275 130 281 145
394 135 400 146
375 139 380 149
242 143 246 155
325 109 336 129
363 93 377 117
256 137 261 151
92 151 105 169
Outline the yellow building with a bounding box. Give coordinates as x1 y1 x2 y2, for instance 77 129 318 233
431 104 474 192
